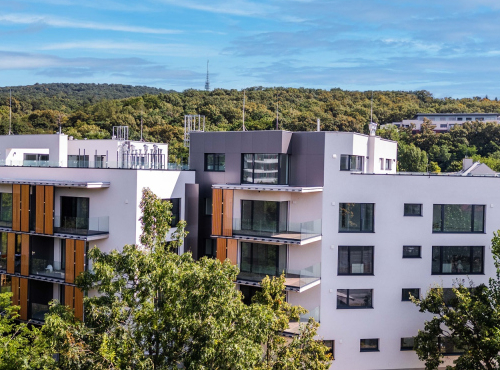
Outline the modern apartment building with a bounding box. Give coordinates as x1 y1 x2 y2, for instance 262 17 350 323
0 133 196 323
189 129 499 370
383 112 500 132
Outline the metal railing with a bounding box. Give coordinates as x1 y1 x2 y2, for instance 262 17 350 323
238 263 321 290
54 216 109 235
0 159 189 170
233 218 322 241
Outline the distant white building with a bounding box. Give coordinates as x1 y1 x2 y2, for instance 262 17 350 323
381 113 500 132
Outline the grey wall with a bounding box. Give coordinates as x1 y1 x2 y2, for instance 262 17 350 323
184 183 199 259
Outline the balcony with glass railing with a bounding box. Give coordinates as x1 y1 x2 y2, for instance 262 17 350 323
236 263 321 292
283 306 320 336
30 302 50 322
54 216 109 236
232 218 322 245
30 258 65 280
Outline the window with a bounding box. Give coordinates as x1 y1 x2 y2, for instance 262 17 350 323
433 204 485 233
337 289 373 309
239 243 286 281
242 154 289 185
360 339 379 352
0 275 12 293
432 246 483 274
204 239 216 259
457 117 463 121
440 124 448 128
402 288 420 301
439 337 465 355
323 340 335 359
379 158 384 170
68 155 89 168
240 200 287 234
338 246 374 275
0 233 7 270
340 155 364 171
204 153 225 172
401 337 415 351
240 285 262 305
14 234 21 274
404 204 422 216
205 198 212 215
339 203 374 232
0 193 12 226
23 153 49 166
60 196 89 230
163 198 181 227
466 117 472 121
440 117 446 121
94 155 106 168
385 159 392 170
403 246 421 258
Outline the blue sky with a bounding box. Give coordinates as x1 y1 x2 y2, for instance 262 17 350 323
2 0 500 97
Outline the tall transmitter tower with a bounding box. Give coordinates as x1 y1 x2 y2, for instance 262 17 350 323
205 60 210 91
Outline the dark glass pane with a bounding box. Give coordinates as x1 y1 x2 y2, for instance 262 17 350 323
240 243 252 272
253 201 278 233
350 156 357 170
472 246 483 273
205 198 212 215
241 200 252 230
279 201 287 232
205 154 214 171
348 289 372 307
403 246 421 258
404 204 421 216
338 246 349 274
253 154 279 184
0 193 12 222
337 289 349 307
443 205 472 232
402 288 419 301
433 205 442 231
252 243 278 276
432 246 441 273
279 154 289 185
339 203 361 232
360 339 378 351
361 204 374 232
216 154 225 171
340 155 349 170
242 154 253 183
401 337 415 350
473 205 484 232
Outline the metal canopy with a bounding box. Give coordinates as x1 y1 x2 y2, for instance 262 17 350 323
0 178 110 188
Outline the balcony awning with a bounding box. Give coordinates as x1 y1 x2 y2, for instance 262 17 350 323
0 178 110 188
212 184 322 193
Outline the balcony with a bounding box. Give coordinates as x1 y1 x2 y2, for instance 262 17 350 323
232 218 322 245
30 302 49 322
236 263 321 292
283 306 320 336
30 258 65 281
54 216 109 237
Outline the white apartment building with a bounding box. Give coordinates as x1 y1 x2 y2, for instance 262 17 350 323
383 112 500 132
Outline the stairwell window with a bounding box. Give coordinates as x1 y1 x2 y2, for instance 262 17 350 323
339 203 374 232
340 155 363 171
433 204 485 233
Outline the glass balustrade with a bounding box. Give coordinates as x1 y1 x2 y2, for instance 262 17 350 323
233 218 321 242
54 216 109 235
30 258 65 280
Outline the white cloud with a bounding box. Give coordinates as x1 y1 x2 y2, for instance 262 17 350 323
155 0 276 17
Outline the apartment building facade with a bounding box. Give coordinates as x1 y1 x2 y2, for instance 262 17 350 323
190 130 498 370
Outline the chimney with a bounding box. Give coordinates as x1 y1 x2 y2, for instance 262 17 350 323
463 157 473 171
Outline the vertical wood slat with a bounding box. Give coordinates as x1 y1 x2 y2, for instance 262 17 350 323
35 186 45 234
75 240 85 279
65 239 75 283
216 238 227 263
44 186 54 235
64 285 74 309
20 234 29 276
222 190 234 237
212 189 223 236
11 277 19 306
19 278 28 321
74 288 84 321
6 233 15 274
20 185 30 232
12 185 20 231
226 239 238 265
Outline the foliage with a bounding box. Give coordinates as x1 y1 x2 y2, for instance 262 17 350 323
412 231 500 370
397 143 428 172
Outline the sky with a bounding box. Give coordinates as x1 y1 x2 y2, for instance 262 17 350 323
2 0 500 97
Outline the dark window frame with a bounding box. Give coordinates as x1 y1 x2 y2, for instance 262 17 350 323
323 340 335 360
400 337 415 351
241 153 289 185
404 203 422 217
433 204 485 233
340 154 364 171
204 153 225 172
163 198 181 227
239 242 287 278
205 198 213 216
402 288 420 301
431 246 484 275
204 238 217 259
241 200 288 234
0 193 12 224
338 246 374 275
337 289 373 309
68 154 89 168
339 203 375 233
360 338 379 352
403 246 421 258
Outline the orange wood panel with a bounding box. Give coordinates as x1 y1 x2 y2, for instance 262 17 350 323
64 285 74 309
226 239 238 265
6 233 15 274
216 238 227 263
11 276 19 306
65 239 75 284
35 186 45 234
222 190 234 237
44 186 54 235
74 288 84 321
20 185 30 232
75 240 85 279
212 189 223 236
19 278 28 321
20 234 29 276
12 185 20 231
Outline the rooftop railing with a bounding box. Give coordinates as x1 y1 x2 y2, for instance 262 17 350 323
54 216 109 236
0 159 189 170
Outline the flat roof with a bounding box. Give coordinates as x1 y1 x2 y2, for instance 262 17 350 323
0 178 110 188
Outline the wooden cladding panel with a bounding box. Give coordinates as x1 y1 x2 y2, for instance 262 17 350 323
226 239 237 265
212 189 223 236
216 238 227 263
6 233 15 274
65 239 75 284
20 185 30 232
75 240 85 279
12 185 20 231
44 186 54 235
11 277 19 307
35 186 45 234
65 285 74 309
19 278 28 321
74 288 84 321
222 190 233 237
20 234 29 276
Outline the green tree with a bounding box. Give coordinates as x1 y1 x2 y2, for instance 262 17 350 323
397 143 428 172
413 231 500 370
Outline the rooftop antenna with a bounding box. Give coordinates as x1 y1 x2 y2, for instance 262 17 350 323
242 90 246 131
140 111 143 141
276 89 279 130
370 91 373 123
205 60 210 92
8 89 12 135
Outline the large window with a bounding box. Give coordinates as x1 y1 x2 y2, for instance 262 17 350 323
23 153 49 166
339 203 374 232
163 198 181 227
68 155 89 168
242 154 289 185
360 339 379 352
404 204 422 216
433 204 485 233
205 153 225 172
432 246 483 274
204 239 216 259
60 196 89 230
0 193 12 226
241 200 287 234
338 246 374 275
337 289 373 309
239 243 286 281
340 155 363 171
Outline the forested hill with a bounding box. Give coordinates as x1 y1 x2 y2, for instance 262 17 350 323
1 85 500 171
